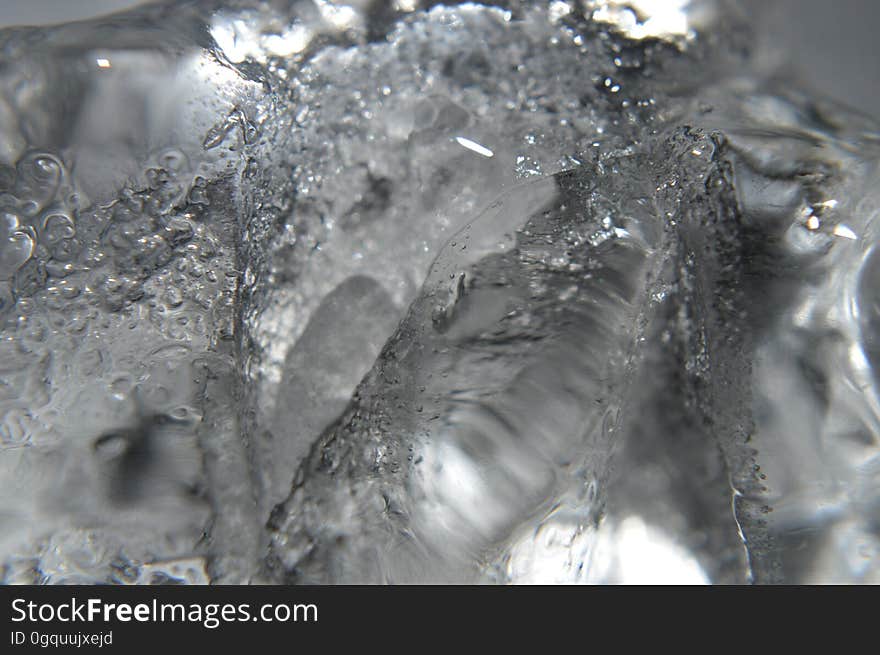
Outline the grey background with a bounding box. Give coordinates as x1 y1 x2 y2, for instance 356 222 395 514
753 0 880 119
0 0 148 27
0 0 877 118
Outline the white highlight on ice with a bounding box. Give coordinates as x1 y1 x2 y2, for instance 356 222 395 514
589 0 691 41
833 224 858 240
505 514 710 584
263 26 312 57
316 0 358 30
455 136 494 158
211 16 315 63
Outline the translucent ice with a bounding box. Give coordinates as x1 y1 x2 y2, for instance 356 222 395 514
0 0 879 584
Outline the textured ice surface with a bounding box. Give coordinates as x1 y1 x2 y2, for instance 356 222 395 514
1 0 879 584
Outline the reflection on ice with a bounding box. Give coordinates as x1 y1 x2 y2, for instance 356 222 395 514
1 0 879 584
506 516 710 585
588 0 692 42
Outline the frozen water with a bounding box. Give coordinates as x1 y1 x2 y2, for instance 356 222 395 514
0 0 879 584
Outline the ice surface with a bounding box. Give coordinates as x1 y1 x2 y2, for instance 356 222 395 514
0 0 879 584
